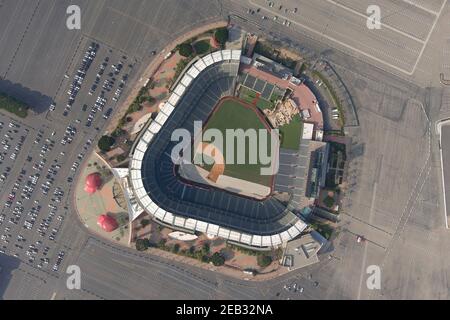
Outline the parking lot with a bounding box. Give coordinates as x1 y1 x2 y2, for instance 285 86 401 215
0 120 69 272
0 39 136 276
49 40 135 130
246 0 445 75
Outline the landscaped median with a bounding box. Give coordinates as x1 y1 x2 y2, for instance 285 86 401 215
132 217 284 277
0 92 29 118
74 152 130 245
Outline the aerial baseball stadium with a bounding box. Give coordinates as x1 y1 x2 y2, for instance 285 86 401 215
121 48 329 249
1 0 447 302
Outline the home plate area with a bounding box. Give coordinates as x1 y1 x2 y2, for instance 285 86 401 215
179 141 272 200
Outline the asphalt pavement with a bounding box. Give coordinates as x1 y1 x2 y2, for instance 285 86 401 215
1 0 450 300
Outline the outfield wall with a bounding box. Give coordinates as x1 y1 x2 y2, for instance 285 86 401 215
128 50 307 248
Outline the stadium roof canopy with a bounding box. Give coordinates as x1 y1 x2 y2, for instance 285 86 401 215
128 50 307 248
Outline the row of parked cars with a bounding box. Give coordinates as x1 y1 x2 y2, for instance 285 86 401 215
0 122 26 178
60 125 76 145
86 57 128 127
89 55 110 95
63 42 99 116
52 250 65 271
0 123 71 271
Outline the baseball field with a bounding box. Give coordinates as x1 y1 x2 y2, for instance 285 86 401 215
201 98 275 187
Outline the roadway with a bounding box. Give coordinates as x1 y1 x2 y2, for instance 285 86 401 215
1 0 450 300
224 0 449 86
438 120 450 229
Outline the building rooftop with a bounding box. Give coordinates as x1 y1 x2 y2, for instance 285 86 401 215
302 122 314 140
97 214 118 232
127 50 307 248
282 231 327 270
84 172 102 194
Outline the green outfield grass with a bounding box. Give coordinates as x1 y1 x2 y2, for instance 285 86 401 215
278 114 302 150
256 97 273 110
238 86 257 104
238 86 275 111
203 99 274 187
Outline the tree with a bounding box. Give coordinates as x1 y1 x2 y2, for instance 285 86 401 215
201 242 210 255
0 92 29 118
210 252 225 266
112 128 125 137
118 116 127 128
257 254 272 268
116 213 128 227
193 40 211 55
158 239 167 248
178 42 194 57
144 96 156 104
136 238 150 251
323 196 335 208
172 243 180 254
128 102 140 113
214 28 228 46
138 86 148 97
98 135 115 152
140 219 150 228
116 154 127 162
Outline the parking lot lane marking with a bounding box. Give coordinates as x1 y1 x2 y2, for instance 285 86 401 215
401 0 441 15
50 291 57 300
325 0 426 44
439 121 449 229
411 0 447 74
356 240 369 300
357 181 378 300
18 1 57 81
247 0 417 75
106 6 171 37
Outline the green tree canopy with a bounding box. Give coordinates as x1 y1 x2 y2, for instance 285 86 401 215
172 243 180 254
214 28 228 46
97 135 115 152
201 254 210 263
257 254 272 268
140 219 150 228
210 252 225 266
136 238 150 251
178 42 194 57
323 196 335 208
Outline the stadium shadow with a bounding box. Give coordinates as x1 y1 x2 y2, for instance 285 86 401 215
0 79 52 115
0 255 21 298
